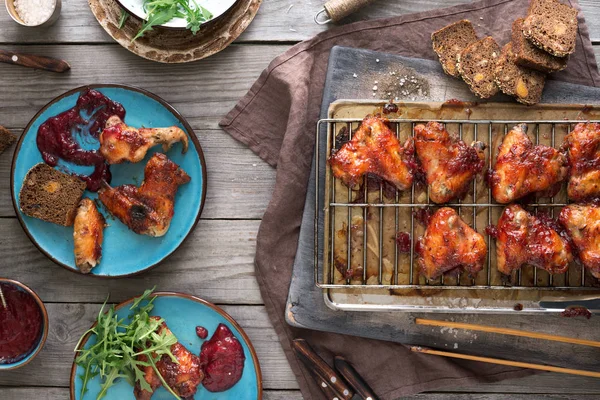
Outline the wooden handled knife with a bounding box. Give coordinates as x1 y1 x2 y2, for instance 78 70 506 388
0 50 70 73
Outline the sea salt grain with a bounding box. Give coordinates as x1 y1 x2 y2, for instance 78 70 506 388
14 0 55 26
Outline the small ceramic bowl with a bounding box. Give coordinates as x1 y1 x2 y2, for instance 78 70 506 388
5 0 61 27
0 278 48 370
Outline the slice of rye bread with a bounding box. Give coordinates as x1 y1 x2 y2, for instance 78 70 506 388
511 18 568 73
19 163 86 226
0 126 16 154
457 36 501 99
431 20 479 78
494 43 547 105
522 0 578 57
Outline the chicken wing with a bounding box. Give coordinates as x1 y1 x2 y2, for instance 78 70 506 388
491 123 568 203
329 115 414 191
99 153 190 236
73 198 106 274
100 116 189 164
559 204 600 279
564 123 600 201
415 207 487 280
415 122 486 203
134 318 204 400
496 204 572 275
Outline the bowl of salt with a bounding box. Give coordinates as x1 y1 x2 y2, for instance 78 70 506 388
5 0 61 27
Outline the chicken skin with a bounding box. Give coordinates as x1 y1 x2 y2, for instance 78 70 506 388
134 318 204 400
99 153 190 237
415 122 486 203
496 204 572 275
559 204 600 279
564 123 600 201
415 207 487 280
329 115 414 191
100 115 189 164
491 123 568 203
73 198 106 273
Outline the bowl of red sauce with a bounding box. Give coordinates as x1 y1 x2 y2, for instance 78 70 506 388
0 278 48 370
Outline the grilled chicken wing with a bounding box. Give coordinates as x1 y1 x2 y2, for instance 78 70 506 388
559 204 600 279
564 123 600 201
491 123 568 203
415 207 487 280
329 115 414 191
99 153 190 236
73 198 105 273
496 204 572 275
134 318 204 400
415 122 486 203
100 115 189 164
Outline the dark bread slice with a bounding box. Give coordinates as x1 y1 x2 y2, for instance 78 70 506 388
19 163 86 227
457 36 501 99
431 20 479 78
522 0 578 57
511 18 568 73
494 43 546 105
0 125 16 154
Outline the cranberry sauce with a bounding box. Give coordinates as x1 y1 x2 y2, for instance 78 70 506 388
200 323 246 392
0 283 43 364
195 326 208 339
36 89 125 191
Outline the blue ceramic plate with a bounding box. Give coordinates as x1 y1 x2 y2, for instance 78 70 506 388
69 292 262 399
11 84 207 277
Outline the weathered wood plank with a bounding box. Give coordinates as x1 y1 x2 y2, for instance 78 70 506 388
0 128 275 219
0 304 299 390
0 1 598 43
0 218 264 305
404 395 600 399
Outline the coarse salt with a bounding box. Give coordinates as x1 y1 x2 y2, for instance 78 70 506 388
14 0 55 26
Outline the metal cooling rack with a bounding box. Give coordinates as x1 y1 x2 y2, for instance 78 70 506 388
314 117 600 291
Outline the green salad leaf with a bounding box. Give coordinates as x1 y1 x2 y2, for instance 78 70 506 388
131 0 213 41
74 287 181 400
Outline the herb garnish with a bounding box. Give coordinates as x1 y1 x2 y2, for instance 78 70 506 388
75 288 181 399
132 0 213 41
118 9 130 29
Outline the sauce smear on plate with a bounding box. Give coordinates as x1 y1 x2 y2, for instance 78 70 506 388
200 323 246 392
0 283 43 364
36 89 125 191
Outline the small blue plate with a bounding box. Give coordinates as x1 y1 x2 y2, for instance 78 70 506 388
69 292 262 399
11 84 207 277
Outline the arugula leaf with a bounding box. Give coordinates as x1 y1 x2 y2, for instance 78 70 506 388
118 9 129 29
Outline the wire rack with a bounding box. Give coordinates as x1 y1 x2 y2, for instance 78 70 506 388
315 117 600 291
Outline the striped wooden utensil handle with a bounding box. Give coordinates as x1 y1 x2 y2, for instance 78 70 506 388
0 50 70 73
316 0 377 24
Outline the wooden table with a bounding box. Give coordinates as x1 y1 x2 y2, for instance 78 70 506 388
0 1 599 399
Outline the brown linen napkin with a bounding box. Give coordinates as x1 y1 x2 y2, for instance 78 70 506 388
220 1 600 398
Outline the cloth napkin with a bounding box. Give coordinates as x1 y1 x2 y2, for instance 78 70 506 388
220 0 600 398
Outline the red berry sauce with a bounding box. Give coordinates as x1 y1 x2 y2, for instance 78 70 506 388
200 323 246 392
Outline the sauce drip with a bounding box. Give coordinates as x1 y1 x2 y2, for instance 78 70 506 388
200 323 245 392
36 89 125 191
0 283 43 364
195 326 208 339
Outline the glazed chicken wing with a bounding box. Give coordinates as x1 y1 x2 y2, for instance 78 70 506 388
329 115 414 191
99 153 190 236
73 198 106 274
564 123 600 201
100 115 189 164
491 123 568 203
496 204 572 275
415 122 486 203
559 204 600 279
415 207 487 280
134 318 204 400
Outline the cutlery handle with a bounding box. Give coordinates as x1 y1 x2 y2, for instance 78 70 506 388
335 356 380 400
0 50 70 73
324 0 376 22
310 369 344 400
292 339 354 400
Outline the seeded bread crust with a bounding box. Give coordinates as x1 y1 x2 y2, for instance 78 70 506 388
431 20 479 78
511 18 568 73
494 43 547 105
19 163 86 226
0 125 16 155
522 0 578 58
457 36 501 99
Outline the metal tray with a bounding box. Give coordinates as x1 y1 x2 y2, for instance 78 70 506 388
316 100 600 313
